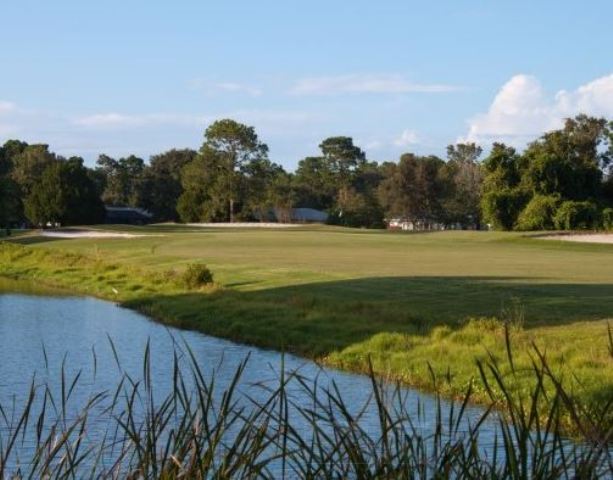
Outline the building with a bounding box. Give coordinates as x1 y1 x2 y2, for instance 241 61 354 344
104 206 153 225
256 207 329 224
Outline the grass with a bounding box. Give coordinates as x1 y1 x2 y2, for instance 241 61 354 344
1 225 612 434
0 335 611 478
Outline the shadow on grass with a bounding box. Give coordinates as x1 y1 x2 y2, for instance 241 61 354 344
6 235 66 246
125 275 613 357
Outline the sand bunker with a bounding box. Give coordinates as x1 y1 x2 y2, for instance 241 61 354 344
185 222 302 228
539 233 613 244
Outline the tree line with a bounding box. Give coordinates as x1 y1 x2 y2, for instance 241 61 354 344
0 115 611 231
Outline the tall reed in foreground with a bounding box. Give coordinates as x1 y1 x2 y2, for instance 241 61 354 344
0 326 611 479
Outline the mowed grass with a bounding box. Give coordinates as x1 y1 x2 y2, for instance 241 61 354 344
1 225 612 431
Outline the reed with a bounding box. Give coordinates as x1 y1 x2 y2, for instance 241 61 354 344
0 326 611 479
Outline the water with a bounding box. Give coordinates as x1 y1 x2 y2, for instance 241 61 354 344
0 289 579 476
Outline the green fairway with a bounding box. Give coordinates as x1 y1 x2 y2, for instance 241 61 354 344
1 226 612 431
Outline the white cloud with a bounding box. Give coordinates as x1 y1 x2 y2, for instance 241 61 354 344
462 73 613 146
394 129 420 147
74 113 207 129
364 140 383 150
188 79 262 97
0 101 17 114
215 82 262 97
289 74 460 95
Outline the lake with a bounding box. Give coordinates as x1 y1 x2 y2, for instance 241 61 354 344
1 288 596 477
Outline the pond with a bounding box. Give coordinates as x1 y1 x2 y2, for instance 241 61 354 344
0 286 601 477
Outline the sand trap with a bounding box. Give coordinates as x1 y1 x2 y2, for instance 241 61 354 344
539 233 613 244
40 230 152 239
185 222 302 228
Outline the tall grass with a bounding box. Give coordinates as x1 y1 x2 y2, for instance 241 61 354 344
0 327 611 479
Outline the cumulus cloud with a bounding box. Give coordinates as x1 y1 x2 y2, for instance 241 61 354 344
462 73 613 145
394 129 420 147
289 74 460 95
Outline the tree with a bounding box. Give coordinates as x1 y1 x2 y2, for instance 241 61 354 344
378 153 446 226
136 149 196 221
0 177 20 228
0 139 28 176
523 116 608 200
0 140 28 227
177 152 228 222
481 143 526 230
293 137 380 226
319 136 366 184
199 119 269 222
242 157 285 221
10 144 57 196
24 158 105 226
443 143 483 227
265 171 295 222
481 188 529 231
96 154 145 206
294 156 336 210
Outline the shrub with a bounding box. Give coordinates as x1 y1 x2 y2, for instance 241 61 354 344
481 187 528 230
553 200 599 230
602 207 613 231
182 263 214 288
515 194 560 230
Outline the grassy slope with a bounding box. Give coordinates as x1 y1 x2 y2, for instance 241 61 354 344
1 226 612 427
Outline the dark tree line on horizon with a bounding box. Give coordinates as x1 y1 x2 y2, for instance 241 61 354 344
1 114 612 231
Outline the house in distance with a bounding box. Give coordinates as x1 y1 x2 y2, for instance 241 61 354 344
104 206 153 225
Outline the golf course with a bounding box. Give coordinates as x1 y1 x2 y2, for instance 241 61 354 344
1 225 612 432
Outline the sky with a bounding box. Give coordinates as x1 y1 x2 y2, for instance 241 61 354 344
1 0 612 170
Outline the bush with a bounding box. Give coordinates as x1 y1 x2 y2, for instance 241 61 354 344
182 263 214 288
481 187 528 230
553 200 599 230
515 194 560 230
602 208 613 231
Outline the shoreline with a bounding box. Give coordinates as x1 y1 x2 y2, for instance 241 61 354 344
0 239 610 438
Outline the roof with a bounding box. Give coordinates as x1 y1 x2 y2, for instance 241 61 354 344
273 208 328 222
104 206 153 220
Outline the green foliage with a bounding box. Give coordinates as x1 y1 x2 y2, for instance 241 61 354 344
515 194 560 231
135 149 197 221
9 144 57 197
95 153 145 206
602 207 613 230
378 153 447 224
0 335 609 477
24 157 105 226
481 117 613 231
442 143 483 227
181 263 214 288
178 119 270 223
2 114 613 231
482 188 528 230
0 177 21 227
553 200 599 230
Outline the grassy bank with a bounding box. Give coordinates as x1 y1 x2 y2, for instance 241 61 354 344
1 226 612 433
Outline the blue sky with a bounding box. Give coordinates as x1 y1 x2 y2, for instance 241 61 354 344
1 0 612 169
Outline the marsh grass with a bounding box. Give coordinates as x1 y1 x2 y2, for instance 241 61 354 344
0 327 611 479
